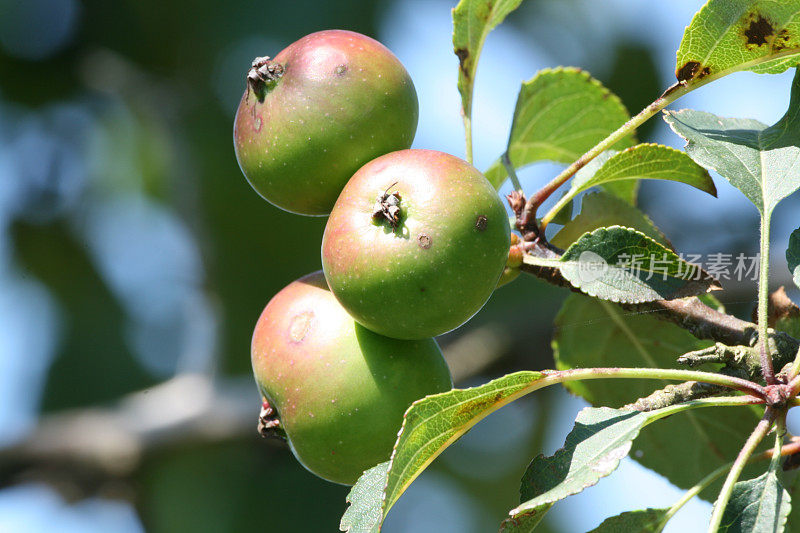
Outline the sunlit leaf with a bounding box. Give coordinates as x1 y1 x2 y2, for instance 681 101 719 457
384 372 542 513
567 143 716 200
601 177 639 205
676 1 800 84
341 371 547 531
504 407 653 529
485 68 635 188
543 150 640 214
664 69 800 216
505 402 736 528
339 462 388 533
556 226 720 303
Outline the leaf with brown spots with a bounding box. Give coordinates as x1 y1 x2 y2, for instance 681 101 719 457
676 0 800 84
384 372 543 517
452 0 523 120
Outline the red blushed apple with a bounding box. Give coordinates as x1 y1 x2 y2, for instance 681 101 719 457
251 272 452 485
322 149 511 340
234 30 418 216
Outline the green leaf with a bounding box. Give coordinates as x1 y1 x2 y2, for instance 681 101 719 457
549 191 574 226
544 149 640 207
568 143 716 200
557 226 720 303
452 0 523 119
718 467 791 532
339 462 389 533
664 69 800 216
341 371 551 531
384 372 543 513
585 509 669 533
506 407 652 527
553 294 763 495
676 1 800 84
786 475 800 532
506 403 729 527
485 68 636 188
788 228 800 290
551 192 671 250
601 178 640 205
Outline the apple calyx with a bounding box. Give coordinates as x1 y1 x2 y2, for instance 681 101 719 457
372 184 403 229
247 56 285 101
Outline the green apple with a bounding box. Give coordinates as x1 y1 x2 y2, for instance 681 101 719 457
251 272 451 485
234 30 418 215
322 149 511 339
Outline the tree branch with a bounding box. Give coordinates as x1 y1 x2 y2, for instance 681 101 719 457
518 251 800 356
0 374 260 482
624 381 727 412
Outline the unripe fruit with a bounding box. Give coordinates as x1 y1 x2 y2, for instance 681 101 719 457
322 149 511 339
233 30 419 215
251 272 452 485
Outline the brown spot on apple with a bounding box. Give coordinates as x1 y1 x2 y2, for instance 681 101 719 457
418 233 432 249
289 311 314 343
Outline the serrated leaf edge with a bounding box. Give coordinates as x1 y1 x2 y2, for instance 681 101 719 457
559 225 721 304
508 67 635 157
675 1 800 84
571 142 717 197
508 407 649 519
380 371 544 519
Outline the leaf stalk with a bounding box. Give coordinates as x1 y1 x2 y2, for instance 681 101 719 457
707 409 776 532
539 367 766 399
758 213 776 384
463 114 473 165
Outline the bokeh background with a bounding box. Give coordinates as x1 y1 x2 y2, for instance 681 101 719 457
1 0 799 531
